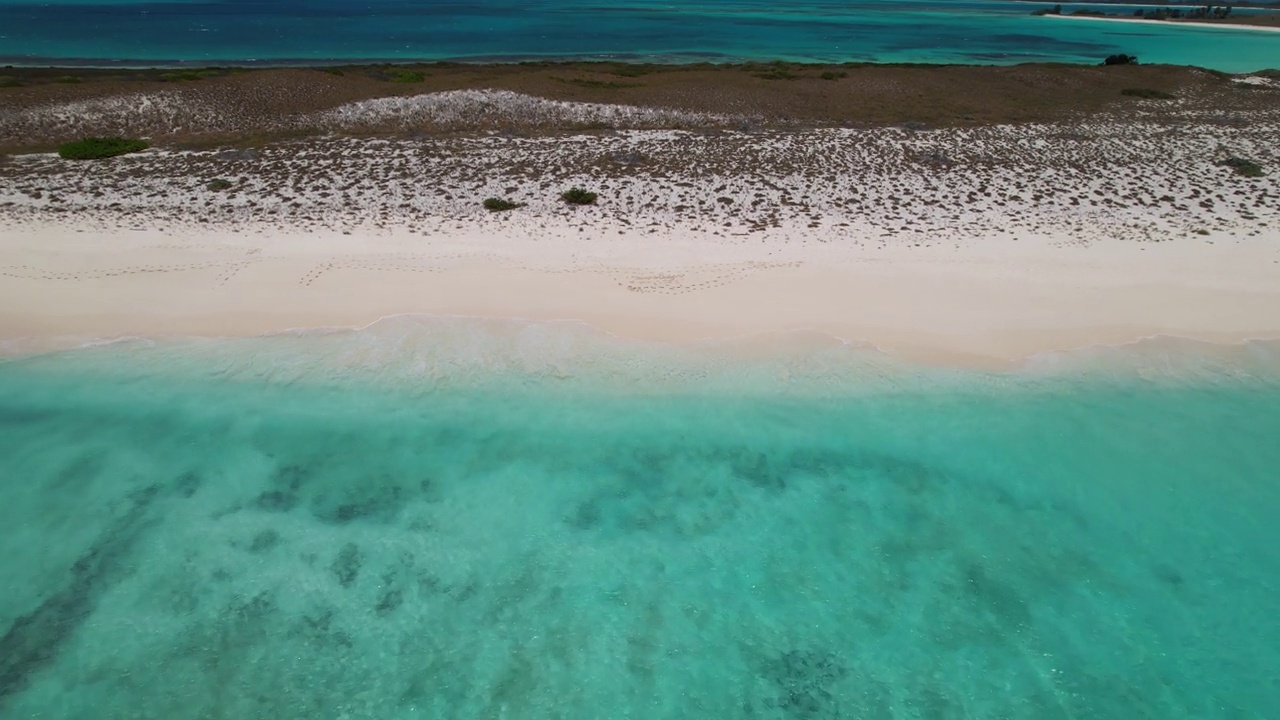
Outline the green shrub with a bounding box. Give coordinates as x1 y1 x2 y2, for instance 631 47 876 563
561 187 598 205
57 137 149 160
1222 157 1264 177
1102 54 1139 66
482 197 524 212
1121 88 1176 100
322 67 346 76
54 75 82 84
385 68 424 83
206 178 234 191
0 75 20 88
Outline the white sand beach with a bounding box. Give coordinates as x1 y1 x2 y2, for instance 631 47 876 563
3 118 1279 366
2 220 1279 366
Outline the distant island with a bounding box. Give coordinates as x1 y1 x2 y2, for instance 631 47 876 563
1033 3 1280 28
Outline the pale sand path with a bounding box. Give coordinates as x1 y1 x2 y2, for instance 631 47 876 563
3 219 1278 367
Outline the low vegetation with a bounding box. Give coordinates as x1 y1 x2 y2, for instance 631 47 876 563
561 187 598 205
820 71 848 81
206 178 234 191
1134 4 1232 20
1221 157 1265 177
1121 87 1176 99
745 62 802 81
384 68 425 83
553 77 639 90
0 75 20 88
482 197 524 211
160 68 223 82
606 63 662 78
57 137 149 160
54 75 82 84
1103 54 1139 66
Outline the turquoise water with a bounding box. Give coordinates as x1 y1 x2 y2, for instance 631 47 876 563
2 318 1279 718
0 0 1276 71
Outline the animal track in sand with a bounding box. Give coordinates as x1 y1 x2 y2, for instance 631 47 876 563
0 260 253 282
618 260 802 294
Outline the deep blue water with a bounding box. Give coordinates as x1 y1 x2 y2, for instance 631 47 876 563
0 0 1276 70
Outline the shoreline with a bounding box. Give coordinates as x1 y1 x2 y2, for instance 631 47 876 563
4 221 1278 369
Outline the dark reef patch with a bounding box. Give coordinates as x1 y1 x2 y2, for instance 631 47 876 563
272 463 310 492
254 490 298 512
173 470 203 498
331 543 363 588
0 481 167 705
758 650 850 720
248 528 282 553
311 475 407 525
376 589 404 617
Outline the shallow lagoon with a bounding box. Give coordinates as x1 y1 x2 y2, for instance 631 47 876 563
2 318 1278 718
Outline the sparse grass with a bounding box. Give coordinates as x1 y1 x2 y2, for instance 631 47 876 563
741 61 804 81
1221 157 1265 177
57 136 149 160
820 71 848 81
561 187 598 205
753 65 802 80
482 197 524 211
606 63 662 77
54 75 82 84
384 68 425 83
160 68 223 82
0 75 20 88
1121 87 1176 99
322 67 345 76
552 77 639 89
206 178 234 191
